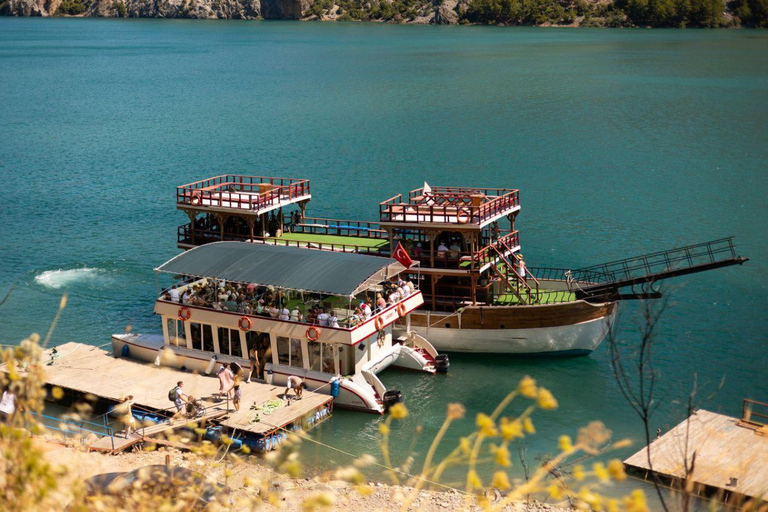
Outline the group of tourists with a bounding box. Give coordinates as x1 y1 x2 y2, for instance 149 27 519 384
163 274 416 329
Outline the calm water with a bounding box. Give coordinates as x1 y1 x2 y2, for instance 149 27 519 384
1 18 767 500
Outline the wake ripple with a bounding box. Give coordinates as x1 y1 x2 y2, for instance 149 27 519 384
34 268 107 289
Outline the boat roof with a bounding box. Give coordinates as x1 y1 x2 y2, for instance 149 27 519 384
155 242 407 297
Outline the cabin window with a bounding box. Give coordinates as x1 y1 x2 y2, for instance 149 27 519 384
190 323 213 351
166 319 185 345
308 341 321 372
276 336 290 365
322 343 335 374
290 338 304 369
217 327 242 357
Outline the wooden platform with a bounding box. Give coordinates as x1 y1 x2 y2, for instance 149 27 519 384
12 342 332 439
624 409 768 501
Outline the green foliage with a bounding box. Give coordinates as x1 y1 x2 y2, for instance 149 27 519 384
614 0 725 26
732 0 768 25
56 0 86 15
462 0 577 25
113 0 127 16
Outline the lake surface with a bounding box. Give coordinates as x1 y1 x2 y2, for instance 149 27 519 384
1 18 767 501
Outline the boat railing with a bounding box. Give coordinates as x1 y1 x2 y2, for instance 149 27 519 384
474 231 520 268
380 189 519 226
177 175 310 211
526 266 611 286
249 235 389 256
293 216 388 239
178 224 252 245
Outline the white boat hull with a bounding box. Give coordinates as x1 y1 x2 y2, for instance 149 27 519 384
400 311 615 355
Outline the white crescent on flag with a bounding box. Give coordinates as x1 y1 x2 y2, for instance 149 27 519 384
393 242 413 269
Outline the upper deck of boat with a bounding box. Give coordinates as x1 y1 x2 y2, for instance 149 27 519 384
379 186 520 230
177 175 311 217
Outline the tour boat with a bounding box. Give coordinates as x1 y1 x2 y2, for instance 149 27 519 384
172 175 747 356
112 242 448 414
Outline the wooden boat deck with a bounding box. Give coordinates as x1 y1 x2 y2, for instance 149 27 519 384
23 343 332 437
624 409 768 501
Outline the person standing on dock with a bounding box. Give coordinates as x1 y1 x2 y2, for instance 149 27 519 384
172 382 189 415
217 365 234 399
247 346 259 384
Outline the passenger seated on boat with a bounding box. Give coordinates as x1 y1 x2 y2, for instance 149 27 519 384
279 305 290 321
290 306 303 322
437 241 449 259
328 310 339 328
449 242 461 259
266 302 279 318
388 289 400 305
348 307 363 327
376 293 386 312
360 301 372 319
212 301 223 310
224 294 238 312
181 289 191 304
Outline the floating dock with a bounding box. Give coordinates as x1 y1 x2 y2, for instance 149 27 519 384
5 342 332 452
624 405 768 503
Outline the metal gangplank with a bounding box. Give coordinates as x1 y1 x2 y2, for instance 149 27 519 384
571 237 749 301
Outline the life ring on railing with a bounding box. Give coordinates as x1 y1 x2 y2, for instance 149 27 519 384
178 306 191 322
375 316 384 331
306 326 321 342
397 303 407 318
456 208 471 224
238 316 252 332
191 192 201 206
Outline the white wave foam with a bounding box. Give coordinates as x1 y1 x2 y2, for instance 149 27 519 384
34 268 105 289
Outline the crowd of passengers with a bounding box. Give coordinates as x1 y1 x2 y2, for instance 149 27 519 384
161 277 416 328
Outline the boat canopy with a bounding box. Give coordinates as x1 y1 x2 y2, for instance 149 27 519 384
155 241 408 297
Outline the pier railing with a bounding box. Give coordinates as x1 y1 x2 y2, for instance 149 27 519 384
250 235 389 256
177 175 310 212
379 187 519 226
741 398 768 427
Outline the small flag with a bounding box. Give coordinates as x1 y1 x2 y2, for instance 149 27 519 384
393 242 413 269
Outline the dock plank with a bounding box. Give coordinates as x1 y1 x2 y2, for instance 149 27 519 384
624 409 768 500
6 342 332 438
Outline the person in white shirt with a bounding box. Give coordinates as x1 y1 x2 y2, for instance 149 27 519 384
317 308 329 326
449 242 461 259
437 241 449 258
402 280 412 296
0 388 17 423
360 301 372 319
279 306 290 321
169 285 180 303
181 290 191 304
290 307 302 322
388 290 400 304
328 311 339 328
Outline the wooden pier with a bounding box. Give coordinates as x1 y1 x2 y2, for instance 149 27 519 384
624 406 768 503
5 343 332 452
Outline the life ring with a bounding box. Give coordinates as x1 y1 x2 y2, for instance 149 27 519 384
375 316 384 331
306 326 321 342
238 316 251 332
456 208 471 224
397 303 407 318
191 192 201 206
178 306 191 322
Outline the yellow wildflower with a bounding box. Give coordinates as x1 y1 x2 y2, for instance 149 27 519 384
537 387 558 410
608 459 627 481
606 499 620 512
547 484 564 500
558 435 573 452
593 462 609 482
624 489 649 512
467 470 482 490
476 413 497 437
572 464 585 481
459 437 471 456
500 418 524 441
494 444 511 467
379 423 390 435
491 470 511 490
523 417 535 434
447 403 466 420
389 403 408 419
518 375 537 398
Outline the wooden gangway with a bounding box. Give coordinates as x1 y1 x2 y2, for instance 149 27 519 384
624 408 768 503
5 343 332 452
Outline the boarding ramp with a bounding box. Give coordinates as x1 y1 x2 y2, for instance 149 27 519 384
570 237 748 301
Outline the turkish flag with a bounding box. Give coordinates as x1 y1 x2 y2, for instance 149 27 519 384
393 242 413 269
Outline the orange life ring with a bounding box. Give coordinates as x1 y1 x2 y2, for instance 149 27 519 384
238 316 252 332
306 326 321 342
397 303 407 317
191 192 201 206
456 208 471 224
375 316 384 331
178 306 191 322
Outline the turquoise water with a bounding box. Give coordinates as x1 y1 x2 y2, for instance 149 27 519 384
1 18 767 501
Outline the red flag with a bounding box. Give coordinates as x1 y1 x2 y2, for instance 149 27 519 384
393 242 413 269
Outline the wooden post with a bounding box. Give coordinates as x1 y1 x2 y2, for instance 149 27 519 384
185 210 197 246
246 217 255 242
216 213 229 241
430 275 436 310
471 273 477 305
428 231 438 268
